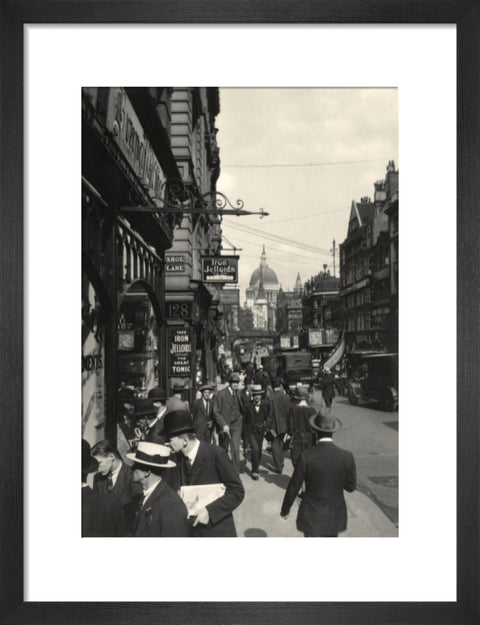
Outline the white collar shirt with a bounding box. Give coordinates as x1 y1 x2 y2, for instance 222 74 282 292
186 438 200 466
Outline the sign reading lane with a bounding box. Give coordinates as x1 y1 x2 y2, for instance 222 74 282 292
202 256 238 283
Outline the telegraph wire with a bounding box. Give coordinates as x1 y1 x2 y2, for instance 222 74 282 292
221 157 391 169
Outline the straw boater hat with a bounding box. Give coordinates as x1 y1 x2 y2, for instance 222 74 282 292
251 384 264 396
127 441 176 469
147 387 168 402
309 411 342 434
162 410 196 440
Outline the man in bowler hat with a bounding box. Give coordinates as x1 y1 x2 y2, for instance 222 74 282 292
127 441 189 537
163 410 245 537
280 411 356 537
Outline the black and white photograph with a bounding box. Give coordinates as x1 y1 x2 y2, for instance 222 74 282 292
82 86 399 539
17 22 464 615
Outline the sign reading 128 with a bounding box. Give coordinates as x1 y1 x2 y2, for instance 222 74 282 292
166 302 192 319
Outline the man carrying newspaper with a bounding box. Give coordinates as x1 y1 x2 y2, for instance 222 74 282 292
163 409 245 537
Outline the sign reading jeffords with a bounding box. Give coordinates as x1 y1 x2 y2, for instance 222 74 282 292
202 256 238 283
168 327 192 376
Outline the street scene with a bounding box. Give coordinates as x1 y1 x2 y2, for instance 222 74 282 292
82 87 398 538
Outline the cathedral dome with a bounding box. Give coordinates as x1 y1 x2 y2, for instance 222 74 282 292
248 246 279 287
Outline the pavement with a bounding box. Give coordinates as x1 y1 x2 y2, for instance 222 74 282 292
233 446 398 538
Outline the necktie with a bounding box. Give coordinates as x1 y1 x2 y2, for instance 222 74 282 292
184 456 192 485
205 400 210 414
107 472 114 493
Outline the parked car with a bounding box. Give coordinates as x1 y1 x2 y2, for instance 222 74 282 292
346 353 398 411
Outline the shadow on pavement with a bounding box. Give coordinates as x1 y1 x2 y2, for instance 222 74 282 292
244 528 268 537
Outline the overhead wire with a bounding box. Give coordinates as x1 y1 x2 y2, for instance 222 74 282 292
221 157 392 169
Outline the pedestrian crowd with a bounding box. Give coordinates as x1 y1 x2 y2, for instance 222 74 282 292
82 364 356 538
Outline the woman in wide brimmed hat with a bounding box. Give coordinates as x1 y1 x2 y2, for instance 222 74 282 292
280 409 356 538
126 441 189 538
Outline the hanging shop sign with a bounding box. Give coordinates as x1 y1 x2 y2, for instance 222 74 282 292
220 288 240 306
165 254 186 273
308 328 324 347
168 327 192 377
166 301 193 319
202 256 238 283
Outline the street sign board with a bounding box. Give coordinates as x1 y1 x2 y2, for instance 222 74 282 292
220 288 240 306
165 254 186 272
202 256 238 283
168 327 192 377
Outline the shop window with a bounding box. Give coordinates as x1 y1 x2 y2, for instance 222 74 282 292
117 285 160 404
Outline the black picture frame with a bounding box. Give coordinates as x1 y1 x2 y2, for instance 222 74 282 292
1 2 478 624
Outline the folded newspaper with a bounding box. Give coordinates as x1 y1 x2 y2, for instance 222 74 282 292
179 483 226 517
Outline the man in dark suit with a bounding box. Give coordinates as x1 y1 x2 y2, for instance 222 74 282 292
280 411 356 537
81 439 126 537
145 389 169 443
191 382 215 443
318 366 336 408
243 384 271 480
269 377 293 474
288 385 317 469
91 438 142 533
213 372 243 473
163 410 245 537
127 441 189 537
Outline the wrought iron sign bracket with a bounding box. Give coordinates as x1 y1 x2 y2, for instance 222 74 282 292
121 179 269 218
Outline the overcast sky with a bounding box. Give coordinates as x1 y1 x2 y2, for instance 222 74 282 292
215 88 398 302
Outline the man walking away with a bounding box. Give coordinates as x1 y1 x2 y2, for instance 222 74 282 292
269 377 292 474
280 411 356 537
287 385 317 469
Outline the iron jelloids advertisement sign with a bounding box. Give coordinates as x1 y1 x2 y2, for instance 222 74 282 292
202 256 239 283
168 327 192 377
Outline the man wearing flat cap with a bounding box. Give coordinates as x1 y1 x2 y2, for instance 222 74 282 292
166 381 190 413
213 372 244 473
191 382 215 443
163 410 245 537
127 441 189 537
280 411 356 537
